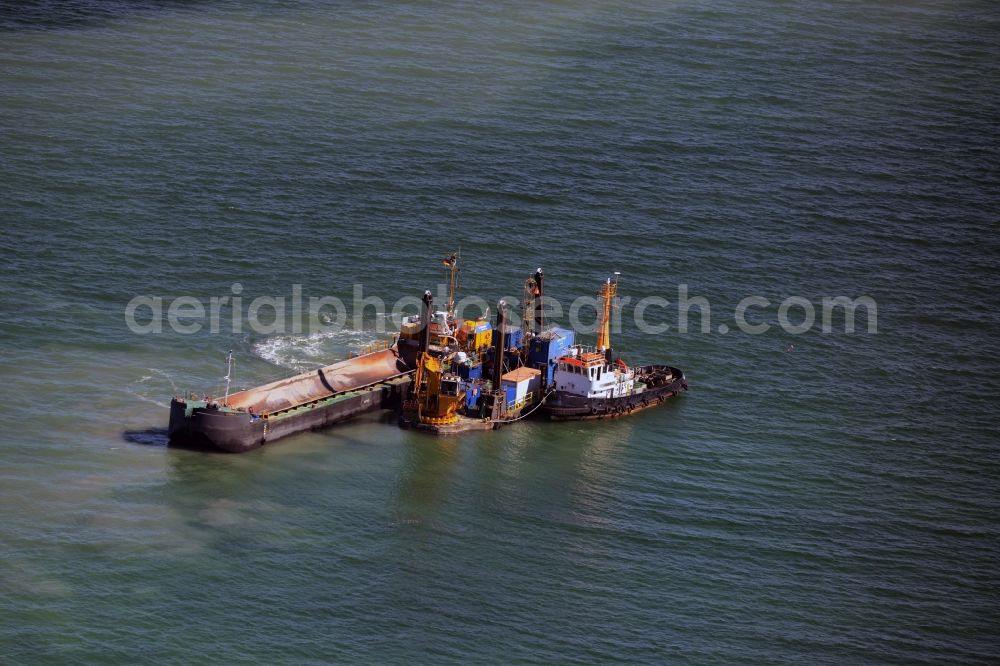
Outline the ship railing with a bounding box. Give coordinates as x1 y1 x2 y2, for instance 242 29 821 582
506 391 534 412
348 338 394 359
561 345 606 361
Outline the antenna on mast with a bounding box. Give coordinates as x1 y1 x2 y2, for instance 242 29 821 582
223 349 234 406
442 251 460 318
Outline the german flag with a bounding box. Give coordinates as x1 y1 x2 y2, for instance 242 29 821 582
442 253 458 267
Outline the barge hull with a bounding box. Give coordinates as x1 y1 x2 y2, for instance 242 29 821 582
169 376 411 453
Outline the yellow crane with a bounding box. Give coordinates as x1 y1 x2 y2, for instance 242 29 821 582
409 351 465 426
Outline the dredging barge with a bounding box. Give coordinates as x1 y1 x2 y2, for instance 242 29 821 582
168 346 412 453
167 257 686 451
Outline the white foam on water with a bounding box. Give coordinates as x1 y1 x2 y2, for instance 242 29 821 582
126 390 171 410
148 368 179 393
125 372 174 409
252 328 388 371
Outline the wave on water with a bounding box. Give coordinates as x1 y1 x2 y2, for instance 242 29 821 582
252 328 388 372
126 391 171 410
125 369 175 409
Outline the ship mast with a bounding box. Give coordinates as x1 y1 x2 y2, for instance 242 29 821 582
522 267 544 339
443 251 460 319
596 272 620 355
223 349 234 406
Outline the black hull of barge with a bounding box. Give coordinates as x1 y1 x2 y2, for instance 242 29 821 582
168 377 411 453
543 365 687 421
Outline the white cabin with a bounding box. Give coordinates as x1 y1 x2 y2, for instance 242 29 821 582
552 348 634 399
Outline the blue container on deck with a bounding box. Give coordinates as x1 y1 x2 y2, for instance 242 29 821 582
527 327 575 385
493 325 523 352
464 383 481 410
504 384 516 406
456 360 482 380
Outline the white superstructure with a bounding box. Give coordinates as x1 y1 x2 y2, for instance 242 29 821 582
552 347 636 399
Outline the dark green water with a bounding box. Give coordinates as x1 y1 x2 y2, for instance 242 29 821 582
2 1 999 663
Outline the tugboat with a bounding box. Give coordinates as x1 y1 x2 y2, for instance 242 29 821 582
542 272 687 420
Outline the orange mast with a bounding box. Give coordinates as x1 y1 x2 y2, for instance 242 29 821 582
596 272 619 352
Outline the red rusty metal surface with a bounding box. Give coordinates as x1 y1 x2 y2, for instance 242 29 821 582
225 348 408 415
